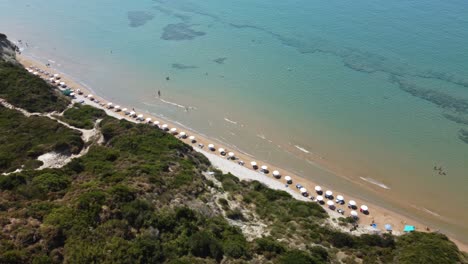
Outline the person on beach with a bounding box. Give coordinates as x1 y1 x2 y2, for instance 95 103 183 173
158 90 161 98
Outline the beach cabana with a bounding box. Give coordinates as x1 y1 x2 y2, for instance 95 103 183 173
272 170 281 178
284 176 292 184
325 190 333 199
327 200 335 209
170 128 178 134
316 196 324 203
189 136 196 143
350 210 358 218
250 161 258 169
360 205 369 212
208 144 215 151
228 152 235 159
261 165 268 173
145 118 152 123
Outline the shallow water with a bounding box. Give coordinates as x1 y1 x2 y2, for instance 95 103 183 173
1 0 467 242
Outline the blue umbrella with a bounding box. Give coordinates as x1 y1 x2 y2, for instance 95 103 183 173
385 224 392 231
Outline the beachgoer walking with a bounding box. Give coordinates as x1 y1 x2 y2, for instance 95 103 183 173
158 90 161 97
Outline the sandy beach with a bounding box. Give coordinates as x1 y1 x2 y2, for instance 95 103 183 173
17 55 468 251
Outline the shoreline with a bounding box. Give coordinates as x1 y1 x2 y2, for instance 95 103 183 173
17 54 468 252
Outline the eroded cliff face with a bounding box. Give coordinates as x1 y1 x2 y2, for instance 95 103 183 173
0 33 18 64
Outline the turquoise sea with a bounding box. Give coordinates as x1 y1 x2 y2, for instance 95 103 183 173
1 0 467 242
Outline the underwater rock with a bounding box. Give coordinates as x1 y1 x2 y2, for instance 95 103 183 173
172 63 197 70
458 129 468 144
128 11 154 27
161 23 205 41
213 57 227 64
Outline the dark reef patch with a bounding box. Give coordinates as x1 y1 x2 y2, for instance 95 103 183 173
171 63 197 70
458 129 468 144
161 23 205 41
213 57 227 64
442 113 468 126
127 11 154 27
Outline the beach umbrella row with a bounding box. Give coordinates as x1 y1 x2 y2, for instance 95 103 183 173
33 64 372 221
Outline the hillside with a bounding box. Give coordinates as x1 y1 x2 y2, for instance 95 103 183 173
0 33 466 264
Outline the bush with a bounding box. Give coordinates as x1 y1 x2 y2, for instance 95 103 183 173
395 232 462 264
0 61 69 113
189 231 223 261
60 104 106 129
32 172 70 193
277 250 317 264
0 174 26 190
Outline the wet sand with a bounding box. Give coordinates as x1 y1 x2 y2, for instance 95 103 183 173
17 55 468 252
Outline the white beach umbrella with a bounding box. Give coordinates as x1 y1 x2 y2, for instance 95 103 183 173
129 111 136 117
107 103 114 108
69 92 75 97
325 190 333 197
189 136 196 142
360 205 369 211
53 73 59 78
49 77 54 82
250 161 257 167
337 195 344 201
145 118 152 123
316 196 324 201
300 187 307 194
121 108 128 112
59 81 65 86
272 170 280 177
349 200 357 206
179 132 187 138
161 124 169 130
284 176 292 182
315 186 322 192
327 200 335 206
153 121 160 126
114 105 121 111
218 148 225 154
137 114 144 120
87 94 94 100
33 71 39 75
261 165 268 171
208 144 215 150
170 128 177 134
350 210 358 217
228 152 235 158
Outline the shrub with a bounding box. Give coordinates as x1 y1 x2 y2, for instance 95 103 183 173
189 231 223 261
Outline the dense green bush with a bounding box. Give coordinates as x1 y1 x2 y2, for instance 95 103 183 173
0 106 84 172
0 61 69 113
60 103 106 129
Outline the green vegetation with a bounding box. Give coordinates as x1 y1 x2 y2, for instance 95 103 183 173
0 106 84 173
0 36 465 263
59 103 106 129
0 61 69 113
